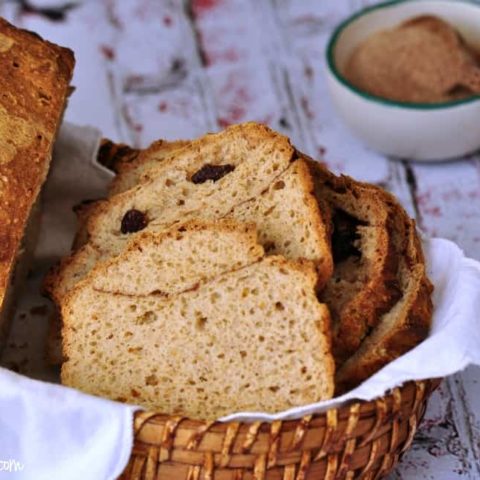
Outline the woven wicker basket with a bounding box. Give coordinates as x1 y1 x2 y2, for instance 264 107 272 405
119 378 441 480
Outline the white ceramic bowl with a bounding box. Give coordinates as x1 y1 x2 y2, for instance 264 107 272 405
326 0 480 161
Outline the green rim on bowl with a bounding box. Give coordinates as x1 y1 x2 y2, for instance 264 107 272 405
326 0 480 109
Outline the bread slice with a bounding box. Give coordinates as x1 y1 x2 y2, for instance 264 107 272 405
80 127 332 285
83 220 264 296
0 18 74 348
45 220 263 300
336 217 433 393
84 122 295 253
44 220 265 364
306 160 401 364
61 254 334 419
108 139 188 195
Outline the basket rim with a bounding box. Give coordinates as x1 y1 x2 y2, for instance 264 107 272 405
133 378 442 432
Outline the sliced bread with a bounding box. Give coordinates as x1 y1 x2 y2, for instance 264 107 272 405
61 254 334 419
44 220 265 365
83 220 264 296
306 160 401 364
79 126 332 285
84 122 295 253
46 159 333 300
336 217 433 393
45 220 263 301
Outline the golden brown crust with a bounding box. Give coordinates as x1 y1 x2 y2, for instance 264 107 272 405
335 218 433 393
0 18 74 327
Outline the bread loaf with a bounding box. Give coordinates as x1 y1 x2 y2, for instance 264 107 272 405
0 17 74 349
47 122 433 417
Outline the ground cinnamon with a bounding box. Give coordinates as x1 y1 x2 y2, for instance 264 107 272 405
344 15 480 103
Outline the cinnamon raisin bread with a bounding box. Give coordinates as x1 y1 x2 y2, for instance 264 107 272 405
83 123 296 252
0 17 74 349
61 252 334 419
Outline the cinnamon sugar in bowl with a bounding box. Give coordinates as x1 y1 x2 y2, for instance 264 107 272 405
326 0 480 161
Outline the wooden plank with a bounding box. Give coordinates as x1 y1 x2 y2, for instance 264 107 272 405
409 159 480 258
105 0 217 146
189 0 306 147
12 1 122 141
389 381 475 479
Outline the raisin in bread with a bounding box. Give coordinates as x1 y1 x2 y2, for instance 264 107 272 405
82 122 296 253
0 18 74 349
60 228 334 419
70 138 188 246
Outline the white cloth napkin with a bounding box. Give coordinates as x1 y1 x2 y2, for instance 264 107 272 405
0 368 137 480
1 123 480 477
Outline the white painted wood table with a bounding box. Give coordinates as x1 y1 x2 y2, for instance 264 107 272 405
1 0 479 478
